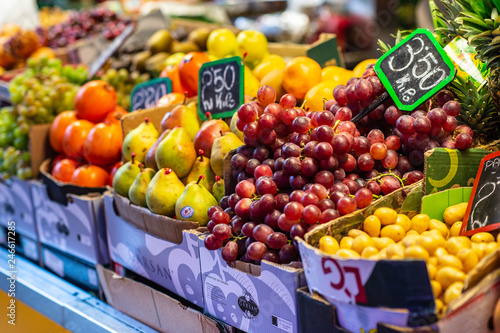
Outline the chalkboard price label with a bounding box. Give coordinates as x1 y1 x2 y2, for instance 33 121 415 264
375 29 456 111
462 151 500 236
130 78 172 111
198 56 244 121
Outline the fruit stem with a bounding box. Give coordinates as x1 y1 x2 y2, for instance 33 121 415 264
198 149 204 161
131 152 136 164
138 163 144 172
197 175 205 184
183 92 188 105
215 175 221 182
205 112 212 120
145 118 149 124
164 168 172 175
388 170 406 187
372 194 382 200
219 130 223 136
300 100 307 109
332 119 341 132
243 52 248 61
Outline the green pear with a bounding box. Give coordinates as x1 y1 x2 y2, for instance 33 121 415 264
155 127 196 178
122 118 159 163
175 175 217 225
113 153 142 198
128 164 156 207
146 168 185 216
210 132 244 178
185 149 216 191
144 129 171 170
160 103 200 140
212 176 225 203
229 112 244 142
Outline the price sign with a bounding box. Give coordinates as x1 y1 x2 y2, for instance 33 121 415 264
198 56 244 121
87 24 135 79
130 78 172 111
462 151 500 236
375 29 456 111
307 35 343 68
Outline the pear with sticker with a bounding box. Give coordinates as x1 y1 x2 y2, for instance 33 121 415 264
175 175 217 225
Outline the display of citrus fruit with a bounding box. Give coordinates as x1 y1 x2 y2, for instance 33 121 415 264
282 57 322 99
74 80 117 123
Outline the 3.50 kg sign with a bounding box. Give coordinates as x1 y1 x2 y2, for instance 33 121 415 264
375 29 456 111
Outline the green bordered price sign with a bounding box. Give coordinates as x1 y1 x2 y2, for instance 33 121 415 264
130 77 172 111
375 29 456 111
198 56 244 121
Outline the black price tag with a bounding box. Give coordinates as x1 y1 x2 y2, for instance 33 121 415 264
130 78 172 111
198 56 244 120
462 151 500 236
375 29 455 111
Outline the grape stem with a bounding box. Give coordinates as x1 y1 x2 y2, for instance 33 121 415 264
332 119 341 132
231 235 247 241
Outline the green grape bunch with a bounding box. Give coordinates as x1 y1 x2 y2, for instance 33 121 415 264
100 68 150 110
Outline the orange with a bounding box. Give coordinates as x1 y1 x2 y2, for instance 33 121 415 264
74 80 117 122
178 52 211 97
253 55 286 81
62 119 95 160
50 111 78 153
71 165 109 187
303 81 335 111
51 158 79 183
83 122 123 166
155 92 185 108
282 57 322 99
160 64 187 94
103 105 127 125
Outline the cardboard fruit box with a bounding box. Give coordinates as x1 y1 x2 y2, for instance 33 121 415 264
31 181 109 266
199 233 306 333
96 265 235 333
105 191 206 306
298 185 482 332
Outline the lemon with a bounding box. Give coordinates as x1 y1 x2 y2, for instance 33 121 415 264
363 215 381 237
457 248 478 273
304 81 336 111
485 242 499 256
406 230 420 236
471 232 495 243
361 246 379 258
447 236 472 255
436 266 466 289
410 214 430 234
438 254 463 270
472 242 487 259
319 235 339 255
386 243 405 259
404 245 430 260
429 219 449 238
336 249 361 259
340 236 354 249
372 237 395 250
443 202 468 225
348 229 368 238
253 54 286 81
427 263 437 279
321 66 352 85
374 207 398 225
416 235 440 255
352 235 375 254
402 234 420 247
431 280 442 298
395 214 411 232
381 224 405 242
435 247 449 257
443 281 464 304
428 257 438 266
450 221 463 237
207 29 237 59
352 59 377 78
426 231 447 248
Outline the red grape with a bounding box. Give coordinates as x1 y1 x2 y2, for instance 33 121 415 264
254 164 273 179
204 234 223 250
342 178 359 194
413 116 431 134
267 232 288 249
235 198 252 219
235 180 256 198
314 170 335 188
342 154 357 172
208 206 223 219
238 103 258 123
289 174 308 191
212 210 230 225
257 85 276 106
443 100 460 117
396 115 414 135
345 84 357 102
290 223 308 239
436 90 454 106
319 209 340 224
332 135 351 155
247 241 267 261
370 142 388 160
366 180 381 195
282 108 299 125
354 188 373 208
284 201 304 220
385 106 403 125
282 143 301 158
353 136 371 155
280 94 297 109
301 192 320 206
258 113 277 129
317 111 335 126
379 175 402 195
455 133 472 150
335 107 352 121
256 176 278 195
292 116 311 134
428 108 447 126
253 224 274 244
301 157 320 177
213 223 232 240
265 209 281 229
282 157 301 175
384 135 401 151
367 129 385 144
222 241 238 262
381 149 399 170
318 198 335 211
316 125 335 143
443 116 458 133
307 183 328 200
277 213 299 232
333 85 348 106
207 220 215 233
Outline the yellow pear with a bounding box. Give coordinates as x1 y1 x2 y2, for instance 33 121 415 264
210 132 244 178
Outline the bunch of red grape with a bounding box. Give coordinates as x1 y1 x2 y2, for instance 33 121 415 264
203 66 473 265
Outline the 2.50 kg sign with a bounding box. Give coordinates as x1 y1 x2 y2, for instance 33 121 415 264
375 29 456 111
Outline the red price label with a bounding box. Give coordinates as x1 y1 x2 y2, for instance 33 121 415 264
321 257 368 304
